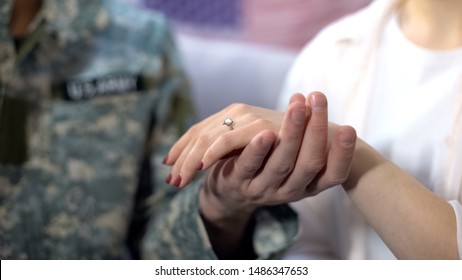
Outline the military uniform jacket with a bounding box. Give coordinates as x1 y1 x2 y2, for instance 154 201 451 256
0 0 297 259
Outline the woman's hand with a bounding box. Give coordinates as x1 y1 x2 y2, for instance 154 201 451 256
164 95 293 188
165 92 356 194
192 92 357 258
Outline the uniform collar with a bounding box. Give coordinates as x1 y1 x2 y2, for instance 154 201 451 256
0 0 110 82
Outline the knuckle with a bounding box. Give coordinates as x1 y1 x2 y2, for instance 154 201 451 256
216 134 233 148
246 188 266 202
309 122 328 134
233 103 249 113
195 134 213 149
271 163 293 177
204 135 233 161
236 160 260 175
199 134 233 162
304 158 326 173
276 188 302 202
180 165 195 179
227 103 248 116
235 105 264 122
188 123 201 134
227 102 241 111
325 173 349 186
253 118 271 128
204 146 220 161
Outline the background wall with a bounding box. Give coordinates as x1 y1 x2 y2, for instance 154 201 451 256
135 0 372 118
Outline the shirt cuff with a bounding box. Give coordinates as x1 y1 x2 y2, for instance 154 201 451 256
142 180 299 259
254 204 299 259
142 181 217 259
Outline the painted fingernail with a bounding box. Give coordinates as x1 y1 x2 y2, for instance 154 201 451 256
312 93 327 112
162 155 168 164
173 175 182 187
165 173 172 184
197 161 204 170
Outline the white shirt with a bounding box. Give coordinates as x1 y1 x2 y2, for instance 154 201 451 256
278 0 462 259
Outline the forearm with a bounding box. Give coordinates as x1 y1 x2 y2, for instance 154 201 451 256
343 140 459 259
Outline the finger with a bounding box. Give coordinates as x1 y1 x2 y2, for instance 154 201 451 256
168 95 305 187
233 130 277 181
164 105 232 165
174 109 280 188
179 110 285 187
164 124 199 165
311 125 356 192
302 92 329 166
249 99 308 193
167 104 239 186
289 92 306 104
169 124 230 187
277 92 329 196
175 124 250 188
201 93 306 171
200 118 276 170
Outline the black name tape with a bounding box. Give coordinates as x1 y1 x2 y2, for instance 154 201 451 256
57 73 147 101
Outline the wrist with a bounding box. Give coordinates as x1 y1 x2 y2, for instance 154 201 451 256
343 138 392 192
198 180 258 259
199 182 256 226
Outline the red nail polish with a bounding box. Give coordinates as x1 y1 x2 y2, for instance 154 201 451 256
174 175 182 187
197 161 204 170
165 173 172 184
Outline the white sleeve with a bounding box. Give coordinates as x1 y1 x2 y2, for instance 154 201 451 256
281 187 361 260
448 200 462 259
282 190 341 260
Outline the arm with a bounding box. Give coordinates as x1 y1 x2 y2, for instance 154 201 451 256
171 93 356 258
164 89 460 259
343 140 459 259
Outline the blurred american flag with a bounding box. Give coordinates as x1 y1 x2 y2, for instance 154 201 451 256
141 0 372 50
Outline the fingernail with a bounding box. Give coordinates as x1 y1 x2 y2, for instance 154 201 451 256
173 175 182 187
162 155 168 164
340 131 356 148
312 93 327 112
197 161 204 170
165 173 172 184
291 109 306 124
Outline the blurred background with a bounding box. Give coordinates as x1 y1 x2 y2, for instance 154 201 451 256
125 0 372 119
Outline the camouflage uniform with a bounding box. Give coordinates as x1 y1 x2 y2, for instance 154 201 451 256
0 0 297 259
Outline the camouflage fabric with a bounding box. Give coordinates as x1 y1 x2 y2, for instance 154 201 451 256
0 0 298 259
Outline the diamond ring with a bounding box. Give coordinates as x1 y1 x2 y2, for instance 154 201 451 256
222 118 234 130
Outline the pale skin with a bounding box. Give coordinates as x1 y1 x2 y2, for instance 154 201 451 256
166 0 461 259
